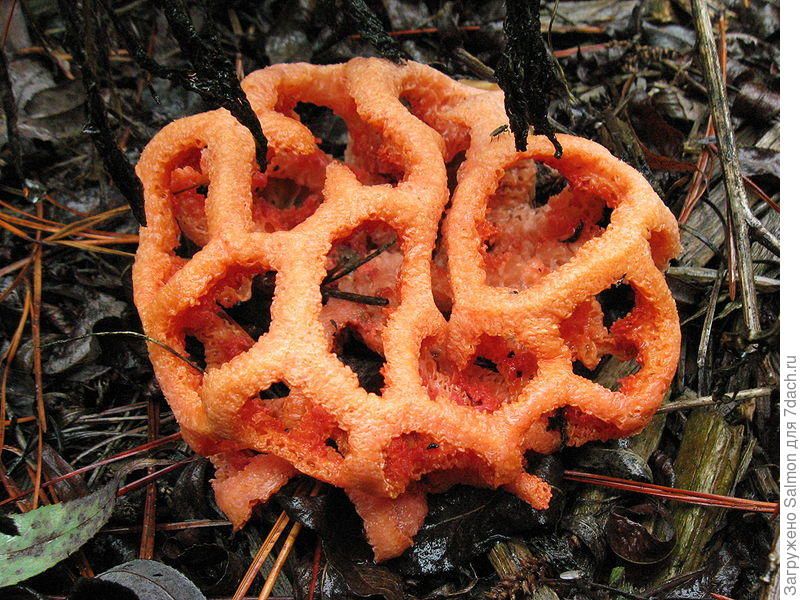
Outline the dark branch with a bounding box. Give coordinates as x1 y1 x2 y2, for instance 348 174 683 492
0 46 22 180
155 0 268 171
322 287 389 306
341 0 404 62
58 0 146 225
101 0 269 172
495 0 562 157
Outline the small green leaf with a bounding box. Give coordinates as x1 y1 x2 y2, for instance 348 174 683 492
0 481 118 586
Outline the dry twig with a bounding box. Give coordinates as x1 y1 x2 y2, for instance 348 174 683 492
690 0 778 339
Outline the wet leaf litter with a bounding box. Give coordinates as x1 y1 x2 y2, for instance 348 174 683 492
0 1 779 599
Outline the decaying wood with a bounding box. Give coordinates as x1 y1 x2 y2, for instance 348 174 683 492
655 409 746 580
564 407 667 563
760 526 780 600
488 540 559 600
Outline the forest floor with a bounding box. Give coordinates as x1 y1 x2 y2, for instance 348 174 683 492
0 1 780 599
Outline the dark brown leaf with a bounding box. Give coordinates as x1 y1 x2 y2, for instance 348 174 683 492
737 146 780 180
627 91 686 158
733 81 779 123
605 503 676 565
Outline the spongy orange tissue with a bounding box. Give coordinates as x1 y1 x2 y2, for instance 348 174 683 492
132 58 680 561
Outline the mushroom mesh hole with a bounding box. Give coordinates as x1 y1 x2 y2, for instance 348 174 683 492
260 381 291 400
168 144 322 239
648 227 677 268
483 157 610 290
572 355 641 392
319 221 401 356
184 335 207 371
221 271 277 341
563 406 627 446
432 179 456 320
532 163 567 206
251 173 322 233
446 151 467 196
420 335 538 413
597 282 636 328
170 148 210 248
295 102 349 160
383 432 446 487
382 432 490 491
332 326 386 396
560 279 639 384
397 91 471 159
175 234 202 259
293 96 407 187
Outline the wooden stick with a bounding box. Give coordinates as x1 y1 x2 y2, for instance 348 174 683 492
31 202 45 509
103 519 231 534
258 521 303 600
0 432 182 508
690 0 769 338
666 266 779 293
563 470 776 513
257 481 323 600
138 394 160 559
232 513 291 600
658 386 774 414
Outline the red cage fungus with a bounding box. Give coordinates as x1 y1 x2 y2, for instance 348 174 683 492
132 58 681 561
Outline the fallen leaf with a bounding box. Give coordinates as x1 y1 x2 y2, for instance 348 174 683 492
70 559 206 600
628 91 686 158
641 22 696 52
165 543 245 596
395 455 564 576
0 480 117 587
277 490 404 600
733 81 779 124
40 444 89 502
605 503 675 565
571 445 653 483
737 146 780 180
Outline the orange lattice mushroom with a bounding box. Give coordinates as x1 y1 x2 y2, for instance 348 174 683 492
132 58 680 561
